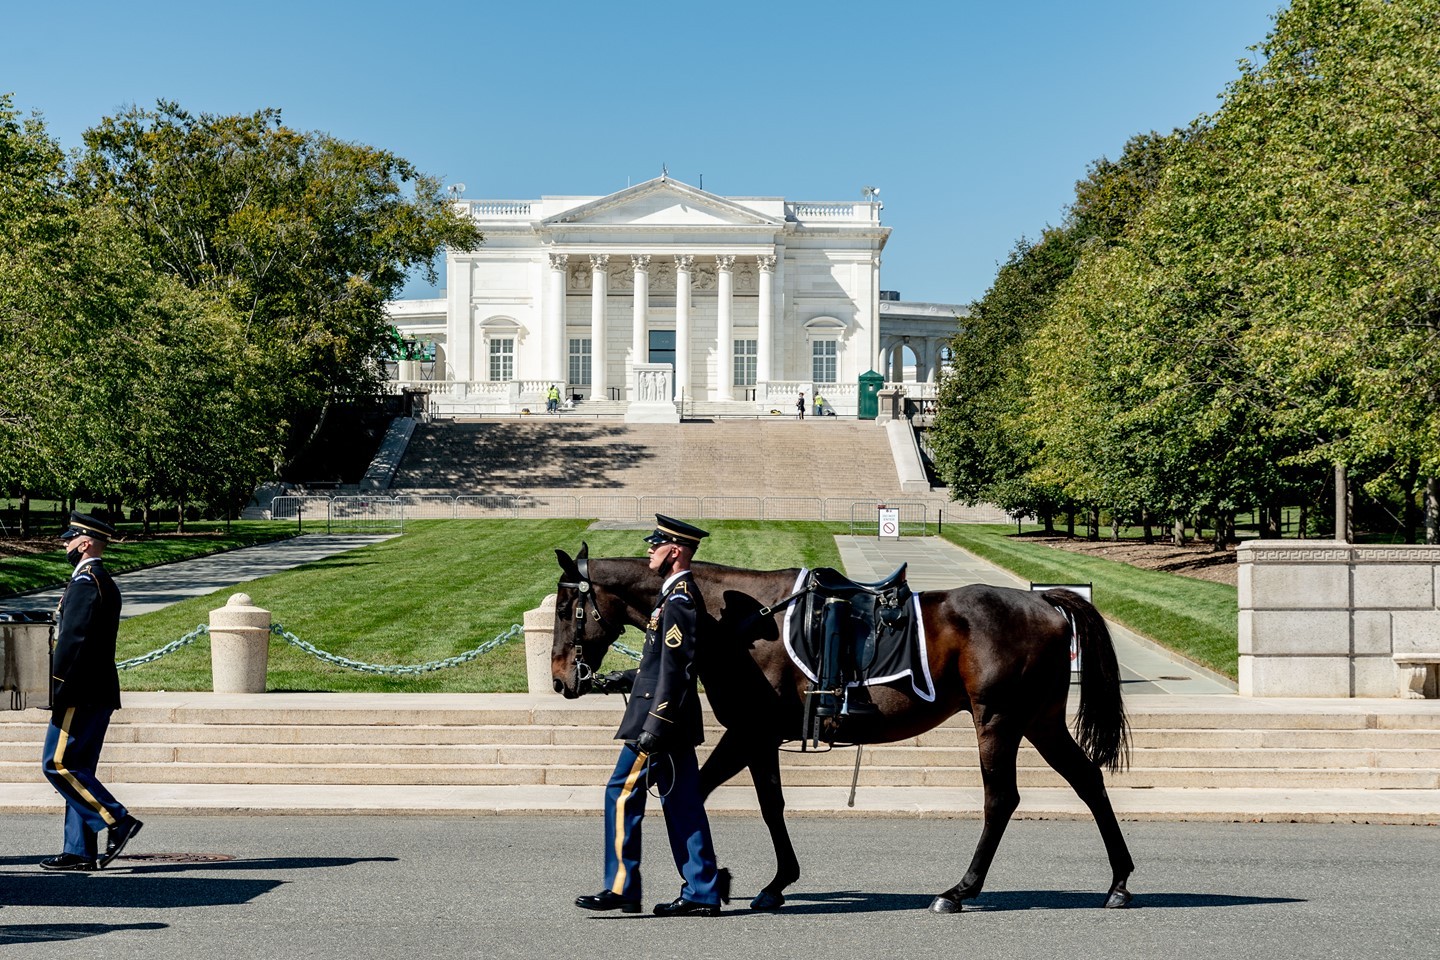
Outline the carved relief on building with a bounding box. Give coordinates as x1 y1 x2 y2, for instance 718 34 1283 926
693 263 716 291
568 261 591 291
734 259 756 292
651 259 674 290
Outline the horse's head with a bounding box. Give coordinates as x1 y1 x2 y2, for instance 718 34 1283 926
552 543 627 698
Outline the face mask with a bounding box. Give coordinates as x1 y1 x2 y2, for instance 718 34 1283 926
66 547 84 567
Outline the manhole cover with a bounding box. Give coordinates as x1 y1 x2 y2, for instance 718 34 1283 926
119 853 236 864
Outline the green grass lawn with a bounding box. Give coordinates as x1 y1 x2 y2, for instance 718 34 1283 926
940 524 1239 679
116 519 849 693
1 522 300 597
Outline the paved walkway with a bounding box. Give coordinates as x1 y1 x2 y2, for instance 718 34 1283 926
2 534 396 619
836 535 1236 695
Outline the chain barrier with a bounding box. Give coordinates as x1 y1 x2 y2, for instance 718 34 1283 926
269 622 524 675
116 624 210 671
115 622 525 676
612 639 643 662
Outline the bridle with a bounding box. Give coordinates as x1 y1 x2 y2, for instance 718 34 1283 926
557 556 623 684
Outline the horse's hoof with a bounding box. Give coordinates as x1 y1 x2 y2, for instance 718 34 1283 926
1104 888 1133 909
928 895 963 914
750 890 785 911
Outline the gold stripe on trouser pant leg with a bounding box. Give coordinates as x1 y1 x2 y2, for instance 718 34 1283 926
54 707 117 827
610 752 648 895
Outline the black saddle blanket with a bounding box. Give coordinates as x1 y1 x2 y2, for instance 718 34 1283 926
781 569 936 702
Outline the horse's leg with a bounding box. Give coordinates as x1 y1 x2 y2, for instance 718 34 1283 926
698 730 800 910
1026 709 1135 908
743 743 800 911
930 712 1024 914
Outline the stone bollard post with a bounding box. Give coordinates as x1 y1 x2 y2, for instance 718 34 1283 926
209 593 272 693
0 616 56 709
523 594 557 695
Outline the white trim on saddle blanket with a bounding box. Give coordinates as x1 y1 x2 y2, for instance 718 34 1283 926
780 568 938 703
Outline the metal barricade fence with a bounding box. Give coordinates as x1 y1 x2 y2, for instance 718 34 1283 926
394 494 462 519
515 495 580 518
762 497 825 520
700 497 763 519
846 500 930 536
454 495 520 518
269 493 948 533
640 496 704 519
577 496 641 521
329 496 405 533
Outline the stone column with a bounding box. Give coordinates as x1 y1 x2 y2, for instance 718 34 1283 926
589 254 609 399
545 252 569 385
715 255 735 401
630 254 650 401
675 255 694 402
757 254 776 384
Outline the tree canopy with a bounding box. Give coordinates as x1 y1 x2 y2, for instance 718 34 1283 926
930 0 1440 542
0 96 481 530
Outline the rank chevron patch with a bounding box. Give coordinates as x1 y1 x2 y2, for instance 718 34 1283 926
664 625 683 647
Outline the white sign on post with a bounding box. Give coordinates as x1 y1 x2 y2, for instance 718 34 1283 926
1030 583 1092 674
877 506 900 540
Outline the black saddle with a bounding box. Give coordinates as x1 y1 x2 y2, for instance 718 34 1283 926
808 564 908 596
795 566 915 743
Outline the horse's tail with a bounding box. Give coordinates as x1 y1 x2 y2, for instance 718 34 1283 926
1042 588 1130 772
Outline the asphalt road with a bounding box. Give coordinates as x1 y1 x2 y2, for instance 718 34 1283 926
1 814 1434 960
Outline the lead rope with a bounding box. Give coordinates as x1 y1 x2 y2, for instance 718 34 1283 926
645 751 675 800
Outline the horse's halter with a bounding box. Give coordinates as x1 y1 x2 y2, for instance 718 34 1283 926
557 556 622 683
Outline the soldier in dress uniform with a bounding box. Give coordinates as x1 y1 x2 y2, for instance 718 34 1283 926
39 512 143 871
575 515 730 917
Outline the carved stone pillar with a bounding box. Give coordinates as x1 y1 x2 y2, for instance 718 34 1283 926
630 254 650 401
757 255 776 384
715 255 735 401
545 252 568 385
589 254 609 399
675 255 694 402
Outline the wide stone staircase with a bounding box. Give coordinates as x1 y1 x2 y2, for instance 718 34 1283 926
392 418 907 501
4 695 1436 820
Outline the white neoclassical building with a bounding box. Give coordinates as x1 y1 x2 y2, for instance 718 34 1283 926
386 176 963 418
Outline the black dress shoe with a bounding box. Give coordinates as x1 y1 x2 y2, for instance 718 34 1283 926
98 816 143 869
653 897 720 917
575 890 641 913
39 854 97 871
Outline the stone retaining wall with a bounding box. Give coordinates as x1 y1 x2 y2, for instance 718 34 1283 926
1239 540 1440 698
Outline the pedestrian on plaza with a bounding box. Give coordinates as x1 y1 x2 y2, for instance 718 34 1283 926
796 392 805 420
40 512 143 871
576 515 730 917
547 384 561 414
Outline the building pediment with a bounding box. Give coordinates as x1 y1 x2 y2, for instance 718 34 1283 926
543 177 783 229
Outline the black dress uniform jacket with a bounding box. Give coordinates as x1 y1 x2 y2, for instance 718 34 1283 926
52 560 122 710
615 570 706 748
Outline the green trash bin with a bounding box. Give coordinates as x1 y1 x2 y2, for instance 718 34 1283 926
857 370 884 420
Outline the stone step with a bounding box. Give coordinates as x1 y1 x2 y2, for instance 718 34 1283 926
4 739 1438 772
4 704 1435 732
7 758 1430 790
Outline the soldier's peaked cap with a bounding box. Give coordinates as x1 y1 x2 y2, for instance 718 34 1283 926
60 511 117 542
643 514 709 549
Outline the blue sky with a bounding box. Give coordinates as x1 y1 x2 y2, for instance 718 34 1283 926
6 0 1283 304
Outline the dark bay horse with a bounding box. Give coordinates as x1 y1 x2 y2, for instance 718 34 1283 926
551 544 1135 913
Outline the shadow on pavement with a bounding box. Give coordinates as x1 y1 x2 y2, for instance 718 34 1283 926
776 889 1307 913
5 877 281 909
0 923 168 944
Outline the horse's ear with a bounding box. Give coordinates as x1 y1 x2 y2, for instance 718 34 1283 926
578 542 590 561
555 548 579 579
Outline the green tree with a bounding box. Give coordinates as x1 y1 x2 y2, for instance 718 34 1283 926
74 102 483 469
